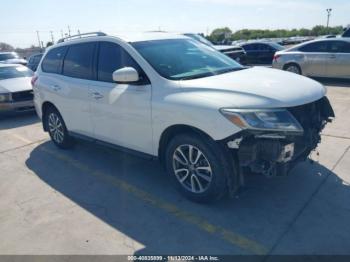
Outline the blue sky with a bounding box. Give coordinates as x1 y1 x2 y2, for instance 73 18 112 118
1 0 349 48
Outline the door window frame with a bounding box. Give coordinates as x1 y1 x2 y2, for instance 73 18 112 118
95 41 151 85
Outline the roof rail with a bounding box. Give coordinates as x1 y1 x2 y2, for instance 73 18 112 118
57 32 107 43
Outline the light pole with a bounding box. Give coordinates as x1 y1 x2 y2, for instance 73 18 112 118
326 8 332 29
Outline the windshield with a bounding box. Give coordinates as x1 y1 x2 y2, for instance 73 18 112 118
184 34 214 47
0 52 19 61
132 39 244 80
0 66 33 80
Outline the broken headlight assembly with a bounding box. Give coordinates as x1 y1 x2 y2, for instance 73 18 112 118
0 93 11 103
220 108 304 133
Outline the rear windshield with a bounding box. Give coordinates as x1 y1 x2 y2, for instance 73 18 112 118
0 66 33 80
0 53 19 61
268 42 285 51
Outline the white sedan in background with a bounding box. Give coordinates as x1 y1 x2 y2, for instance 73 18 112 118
0 64 35 114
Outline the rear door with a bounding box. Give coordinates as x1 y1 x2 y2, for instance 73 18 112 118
256 43 275 64
325 40 350 78
242 44 258 64
89 41 153 154
58 42 96 136
299 41 329 77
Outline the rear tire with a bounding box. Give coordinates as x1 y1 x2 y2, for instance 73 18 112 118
45 107 73 149
165 133 232 203
284 63 302 75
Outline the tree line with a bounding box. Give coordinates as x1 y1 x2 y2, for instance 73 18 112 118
208 25 345 43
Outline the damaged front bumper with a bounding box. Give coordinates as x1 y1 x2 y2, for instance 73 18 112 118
222 96 335 177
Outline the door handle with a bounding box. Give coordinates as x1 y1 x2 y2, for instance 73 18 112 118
91 92 104 100
329 55 336 59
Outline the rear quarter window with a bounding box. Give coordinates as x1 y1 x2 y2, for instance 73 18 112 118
42 47 68 74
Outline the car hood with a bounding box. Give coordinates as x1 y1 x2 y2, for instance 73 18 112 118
0 77 32 93
178 67 326 109
2 58 28 65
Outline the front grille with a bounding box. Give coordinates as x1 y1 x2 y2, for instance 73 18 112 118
11 90 34 102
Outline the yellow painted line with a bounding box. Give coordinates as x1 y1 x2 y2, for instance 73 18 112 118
11 133 33 144
40 146 269 255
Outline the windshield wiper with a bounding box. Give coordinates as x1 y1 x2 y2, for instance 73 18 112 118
216 67 247 75
177 67 247 81
178 72 214 80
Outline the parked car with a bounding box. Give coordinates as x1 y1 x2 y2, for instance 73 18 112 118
273 38 350 79
0 52 28 65
0 64 34 113
27 53 43 71
240 41 285 65
319 35 337 39
342 26 350 37
184 33 246 63
281 36 312 45
33 32 334 202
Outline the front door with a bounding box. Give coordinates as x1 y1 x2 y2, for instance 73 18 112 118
300 41 329 77
89 42 153 155
325 40 350 78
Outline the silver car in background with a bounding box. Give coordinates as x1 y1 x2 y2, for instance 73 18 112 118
272 38 350 79
0 64 34 114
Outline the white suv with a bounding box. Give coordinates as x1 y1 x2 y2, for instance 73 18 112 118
33 32 334 202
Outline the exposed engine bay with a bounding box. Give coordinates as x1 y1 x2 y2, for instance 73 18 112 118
225 96 335 177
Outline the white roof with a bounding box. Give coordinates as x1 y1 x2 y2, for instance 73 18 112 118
116 32 188 42
55 32 189 47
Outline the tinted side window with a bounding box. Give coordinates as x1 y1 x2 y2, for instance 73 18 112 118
260 44 274 52
257 44 271 51
299 42 328 52
34 55 43 63
42 47 67 74
328 41 350 53
249 44 259 51
63 43 95 80
97 42 122 82
98 42 148 83
242 44 253 51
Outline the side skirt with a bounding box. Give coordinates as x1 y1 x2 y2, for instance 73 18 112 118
69 131 157 161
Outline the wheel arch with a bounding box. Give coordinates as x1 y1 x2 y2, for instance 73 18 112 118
41 101 59 132
283 62 302 74
158 124 214 165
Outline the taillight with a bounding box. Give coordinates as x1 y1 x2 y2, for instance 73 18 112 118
273 54 281 62
31 75 38 87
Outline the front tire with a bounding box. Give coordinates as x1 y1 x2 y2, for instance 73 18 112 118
45 107 73 149
165 133 231 203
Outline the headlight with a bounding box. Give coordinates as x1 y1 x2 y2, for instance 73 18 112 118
0 93 11 103
220 108 303 133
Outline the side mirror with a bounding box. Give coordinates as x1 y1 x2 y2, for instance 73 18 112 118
112 67 139 83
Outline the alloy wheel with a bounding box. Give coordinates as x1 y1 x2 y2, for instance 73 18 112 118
172 144 213 193
48 113 64 144
286 65 300 74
